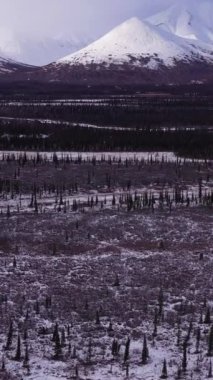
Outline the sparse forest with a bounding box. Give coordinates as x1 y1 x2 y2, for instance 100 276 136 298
0 87 212 379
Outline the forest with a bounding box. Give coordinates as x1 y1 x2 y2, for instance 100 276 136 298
0 89 212 158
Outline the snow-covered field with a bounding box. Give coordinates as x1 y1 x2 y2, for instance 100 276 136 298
0 152 212 379
0 208 212 380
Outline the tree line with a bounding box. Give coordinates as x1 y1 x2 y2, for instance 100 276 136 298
0 119 212 159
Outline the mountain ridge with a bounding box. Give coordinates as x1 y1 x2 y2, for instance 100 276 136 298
147 2 213 45
0 55 36 76
57 16 213 69
0 1 212 85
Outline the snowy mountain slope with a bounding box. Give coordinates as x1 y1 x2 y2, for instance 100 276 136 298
0 27 92 66
57 16 213 70
0 55 34 75
147 0 213 44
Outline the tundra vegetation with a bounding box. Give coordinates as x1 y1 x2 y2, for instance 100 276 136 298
0 92 212 379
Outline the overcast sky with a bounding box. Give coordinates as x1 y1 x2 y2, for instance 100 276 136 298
0 0 175 39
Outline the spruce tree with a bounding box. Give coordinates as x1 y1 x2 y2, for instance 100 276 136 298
124 337 130 363
182 340 187 372
75 364 79 378
53 323 62 360
67 324 70 337
205 308 211 324
87 338 92 364
72 345 77 359
158 288 164 316
108 321 113 332
13 257 17 268
14 335 21 361
5 320 13 350
177 323 181 347
25 309 29 321
153 308 158 338
7 205 10 218
186 321 193 343
161 359 168 379
54 331 62 360
199 310 203 324
176 366 182 379
126 363 129 378
142 334 149 365
23 344 29 368
1 357 5 371
208 326 213 357
35 300 40 315
112 339 118 357
23 328 28 341
95 310 100 325
52 323 59 342
208 361 212 378
195 327 201 353
34 198 38 213
61 328 66 347
114 275 120 287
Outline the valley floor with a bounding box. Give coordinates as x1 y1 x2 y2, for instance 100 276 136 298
0 153 212 379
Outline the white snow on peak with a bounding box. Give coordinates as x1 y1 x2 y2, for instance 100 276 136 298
58 16 212 68
147 1 213 44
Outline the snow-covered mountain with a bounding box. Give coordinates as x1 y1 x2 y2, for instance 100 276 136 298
0 55 33 75
37 7 212 85
147 0 213 44
57 16 213 69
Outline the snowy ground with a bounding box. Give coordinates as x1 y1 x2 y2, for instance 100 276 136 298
0 153 212 379
0 208 212 380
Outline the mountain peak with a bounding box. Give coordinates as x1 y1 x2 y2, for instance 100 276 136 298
121 16 142 26
58 15 205 69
